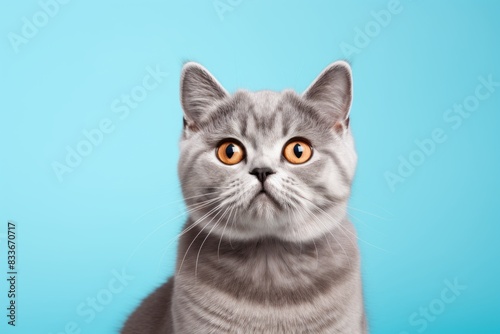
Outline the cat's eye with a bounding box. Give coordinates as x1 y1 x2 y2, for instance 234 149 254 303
283 139 313 164
217 140 245 165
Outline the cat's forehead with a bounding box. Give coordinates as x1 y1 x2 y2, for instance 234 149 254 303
230 89 305 126
237 90 283 116
230 90 296 142
199 89 333 147
212 90 330 146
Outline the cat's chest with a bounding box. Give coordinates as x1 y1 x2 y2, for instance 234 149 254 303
172 226 364 333
171 278 363 334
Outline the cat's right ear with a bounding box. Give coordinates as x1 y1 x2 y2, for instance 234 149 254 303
302 61 353 134
180 62 228 132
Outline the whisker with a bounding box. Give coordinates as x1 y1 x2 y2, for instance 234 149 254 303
293 192 388 252
287 203 321 268
167 201 223 248
347 211 387 236
154 200 223 277
311 234 319 269
314 202 389 253
218 204 235 261
131 192 222 225
346 205 389 221
299 202 352 269
126 197 222 266
195 206 230 276
336 220 389 253
178 205 224 275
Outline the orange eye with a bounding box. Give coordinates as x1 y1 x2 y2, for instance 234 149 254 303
217 141 245 165
283 139 313 164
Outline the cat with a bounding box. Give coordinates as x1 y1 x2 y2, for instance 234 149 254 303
122 60 367 333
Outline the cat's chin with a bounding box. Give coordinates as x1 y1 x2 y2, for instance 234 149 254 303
226 200 349 242
252 190 282 210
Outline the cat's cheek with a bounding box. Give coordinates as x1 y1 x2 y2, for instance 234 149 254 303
284 157 325 185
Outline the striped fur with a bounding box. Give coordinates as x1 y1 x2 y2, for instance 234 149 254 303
122 61 367 333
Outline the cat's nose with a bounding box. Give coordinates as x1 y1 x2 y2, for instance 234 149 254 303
250 167 275 183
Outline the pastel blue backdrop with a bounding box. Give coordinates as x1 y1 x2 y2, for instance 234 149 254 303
1 1 499 333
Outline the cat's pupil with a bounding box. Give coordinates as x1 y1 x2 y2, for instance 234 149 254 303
226 144 236 159
293 144 303 158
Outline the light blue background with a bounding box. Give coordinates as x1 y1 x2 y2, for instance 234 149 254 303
1 1 499 333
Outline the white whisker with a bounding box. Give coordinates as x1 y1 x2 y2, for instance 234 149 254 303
126 197 222 266
195 206 230 276
178 204 224 275
218 204 235 261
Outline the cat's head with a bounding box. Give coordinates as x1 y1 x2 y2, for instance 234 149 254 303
178 61 356 242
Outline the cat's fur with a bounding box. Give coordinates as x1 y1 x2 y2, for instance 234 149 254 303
122 61 367 333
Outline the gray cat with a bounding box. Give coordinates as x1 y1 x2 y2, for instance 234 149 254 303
122 61 367 333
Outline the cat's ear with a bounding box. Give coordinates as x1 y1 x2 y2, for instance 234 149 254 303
180 62 228 131
302 61 353 133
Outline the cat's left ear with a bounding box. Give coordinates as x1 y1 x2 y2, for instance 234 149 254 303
302 61 353 133
180 62 228 132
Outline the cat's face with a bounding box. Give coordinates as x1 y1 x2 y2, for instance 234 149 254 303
178 62 356 242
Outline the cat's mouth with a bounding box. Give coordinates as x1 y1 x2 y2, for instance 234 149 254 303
257 187 270 197
253 188 282 209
